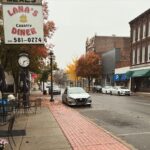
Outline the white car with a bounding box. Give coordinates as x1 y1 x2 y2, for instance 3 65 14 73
62 87 92 106
102 86 113 94
110 86 131 96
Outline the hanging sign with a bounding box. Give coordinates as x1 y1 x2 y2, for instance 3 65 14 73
3 4 44 44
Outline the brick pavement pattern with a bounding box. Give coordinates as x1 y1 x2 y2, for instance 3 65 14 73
44 100 132 150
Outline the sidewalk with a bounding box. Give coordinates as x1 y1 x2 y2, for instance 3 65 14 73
46 100 134 150
1 91 71 150
1 91 135 150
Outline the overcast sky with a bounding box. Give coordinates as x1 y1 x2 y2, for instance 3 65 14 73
48 0 149 69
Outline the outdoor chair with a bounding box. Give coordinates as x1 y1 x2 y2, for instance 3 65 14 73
7 115 16 150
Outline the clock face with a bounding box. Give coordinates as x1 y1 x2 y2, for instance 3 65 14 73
18 55 30 67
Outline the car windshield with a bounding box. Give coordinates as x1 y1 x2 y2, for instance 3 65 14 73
53 85 59 89
105 86 112 89
68 87 86 94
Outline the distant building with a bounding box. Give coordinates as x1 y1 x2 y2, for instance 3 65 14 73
129 8 150 92
101 48 120 86
86 35 130 85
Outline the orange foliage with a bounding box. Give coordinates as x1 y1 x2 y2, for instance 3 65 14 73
76 51 101 78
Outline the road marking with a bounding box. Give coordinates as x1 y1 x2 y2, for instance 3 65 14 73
118 132 150 136
134 102 150 106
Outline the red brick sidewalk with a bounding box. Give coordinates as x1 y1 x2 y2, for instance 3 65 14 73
45 100 133 150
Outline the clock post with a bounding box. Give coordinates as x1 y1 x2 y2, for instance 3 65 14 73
18 53 30 109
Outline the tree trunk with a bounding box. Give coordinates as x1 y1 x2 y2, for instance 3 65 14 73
88 77 91 92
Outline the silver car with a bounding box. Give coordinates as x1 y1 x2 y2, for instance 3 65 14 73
62 87 92 106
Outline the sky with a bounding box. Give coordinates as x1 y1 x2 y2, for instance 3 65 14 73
48 0 149 69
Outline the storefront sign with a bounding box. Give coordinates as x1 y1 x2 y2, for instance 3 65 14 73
114 74 127 81
2 0 42 5
114 74 120 81
3 4 44 44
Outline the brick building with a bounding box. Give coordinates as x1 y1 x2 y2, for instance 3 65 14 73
129 8 150 92
86 35 130 85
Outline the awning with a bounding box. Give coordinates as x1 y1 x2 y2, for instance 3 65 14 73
126 71 134 79
131 69 150 77
125 69 150 78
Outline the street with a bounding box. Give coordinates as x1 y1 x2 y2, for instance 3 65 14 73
70 93 150 150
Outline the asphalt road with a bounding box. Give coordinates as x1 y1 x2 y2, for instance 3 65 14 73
73 93 150 150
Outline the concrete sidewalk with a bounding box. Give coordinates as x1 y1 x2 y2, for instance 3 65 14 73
1 91 135 150
1 91 71 150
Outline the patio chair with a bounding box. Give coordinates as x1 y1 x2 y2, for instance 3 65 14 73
7 115 16 150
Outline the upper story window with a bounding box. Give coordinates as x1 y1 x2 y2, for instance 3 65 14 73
137 47 140 64
137 26 140 41
142 24 146 39
132 29 136 43
142 46 145 63
148 21 150 37
132 49 135 65
148 44 150 62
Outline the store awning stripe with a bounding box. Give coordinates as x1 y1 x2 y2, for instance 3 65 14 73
131 69 150 77
126 69 150 78
126 71 134 78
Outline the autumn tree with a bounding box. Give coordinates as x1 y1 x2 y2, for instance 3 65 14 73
76 51 101 91
65 58 78 86
0 0 56 93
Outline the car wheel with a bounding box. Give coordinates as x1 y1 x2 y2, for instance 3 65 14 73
118 92 120 96
110 91 112 95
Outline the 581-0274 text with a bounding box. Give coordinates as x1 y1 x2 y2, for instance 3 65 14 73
14 37 42 43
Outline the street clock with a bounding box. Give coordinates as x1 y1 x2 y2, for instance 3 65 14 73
18 53 30 68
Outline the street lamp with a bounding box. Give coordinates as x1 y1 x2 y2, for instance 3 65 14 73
49 51 54 102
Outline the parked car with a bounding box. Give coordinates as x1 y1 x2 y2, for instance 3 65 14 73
62 87 92 106
92 85 102 93
102 86 113 94
48 85 61 95
40 82 51 94
110 86 131 96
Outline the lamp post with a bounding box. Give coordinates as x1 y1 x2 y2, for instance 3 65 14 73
49 51 54 102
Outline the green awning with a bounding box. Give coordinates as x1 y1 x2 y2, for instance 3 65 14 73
126 71 134 79
131 69 150 77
